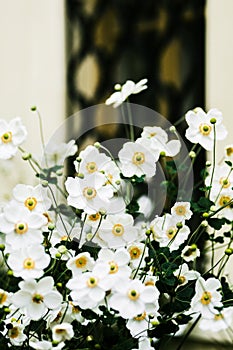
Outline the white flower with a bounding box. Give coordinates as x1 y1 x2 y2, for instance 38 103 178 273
174 263 200 286
52 323 74 342
199 307 233 332
213 192 233 220
127 243 148 269
75 145 111 177
105 79 148 108
0 117 27 159
118 140 159 178
181 244 200 262
67 263 110 309
97 213 139 248
171 202 193 221
0 204 47 251
3 320 27 346
44 139 77 166
12 277 62 321
67 252 95 276
205 164 233 197
190 277 223 318
65 173 114 215
141 126 181 157
109 279 158 319
8 244 50 279
185 108 227 151
126 313 158 338
150 214 190 251
30 338 65 350
12 184 52 213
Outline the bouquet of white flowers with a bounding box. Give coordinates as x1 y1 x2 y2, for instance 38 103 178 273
0 79 232 350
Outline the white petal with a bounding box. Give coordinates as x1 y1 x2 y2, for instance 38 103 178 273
37 276 54 294
12 291 31 307
43 291 62 309
28 301 46 320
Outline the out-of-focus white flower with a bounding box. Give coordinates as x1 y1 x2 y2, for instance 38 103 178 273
150 214 190 251
185 108 227 151
105 79 148 108
109 279 159 319
67 263 110 309
199 306 233 332
171 202 193 222
8 244 50 279
3 320 27 346
118 139 159 178
67 252 95 276
12 184 51 213
0 117 27 159
30 338 65 350
52 323 74 342
65 173 114 215
12 277 62 321
0 204 47 251
181 244 200 262
190 277 223 318
44 139 77 167
97 213 139 248
141 126 181 157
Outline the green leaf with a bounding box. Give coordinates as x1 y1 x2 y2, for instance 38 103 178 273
208 218 227 230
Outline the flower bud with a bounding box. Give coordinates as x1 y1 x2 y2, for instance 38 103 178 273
202 212 209 218
189 151 196 158
55 252 62 259
169 126 176 132
114 83 121 91
0 244 5 251
57 282 62 288
86 335 94 342
176 222 183 229
77 173 84 179
22 152 32 160
210 117 216 124
56 169 63 176
225 248 233 256
31 106 37 111
58 245 67 254
94 142 101 149
206 161 211 167
48 223 55 231
7 270 13 276
201 220 208 227
41 180 48 187
160 151 166 157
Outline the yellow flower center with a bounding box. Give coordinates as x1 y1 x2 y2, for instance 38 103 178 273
32 294 44 304
1 131 12 144
150 132 156 137
23 257 35 270
55 328 67 334
214 313 224 321
88 213 101 221
86 162 97 173
145 280 155 287
219 195 231 207
75 256 88 268
69 301 80 314
199 123 212 136
178 276 186 285
112 223 124 236
24 197 37 210
87 276 98 288
132 152 145 165
166 226 177 239
109 261 119 274
128 289 140 300
219 177 231 189
134 311 147 321
105 173 113 185
226 146 233 157
14 222 28 234
0 292 7 304
129 246 141 259
83 187 97 200
201 291 212 305
175 205 186 216
8 327 19 339
60 235 68 241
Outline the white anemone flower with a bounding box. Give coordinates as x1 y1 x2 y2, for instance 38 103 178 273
75 145 111 177
150 214 190 251
126 313 158 338
185 108 227 151
171 202 193 222
52 323 74 342
29 338 65 350
8 244 50 279
118 139 159 178
190 277 223 318
181 244 200 262
44 139 77 167
97 213 139 248
66 252 95 276
174 263 200 287
67 263 110 309
12 184 52 213
12 277 63 321
127 243 149 269
199 306 233 332
141 126 181 157
205 164 233 197
0 204 47 251
105 79 148 108
3 320 27 346
109 279 158 319
0 117 27 159
65 173 114 215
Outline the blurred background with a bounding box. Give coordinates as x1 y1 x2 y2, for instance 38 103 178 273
0 1 232 347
